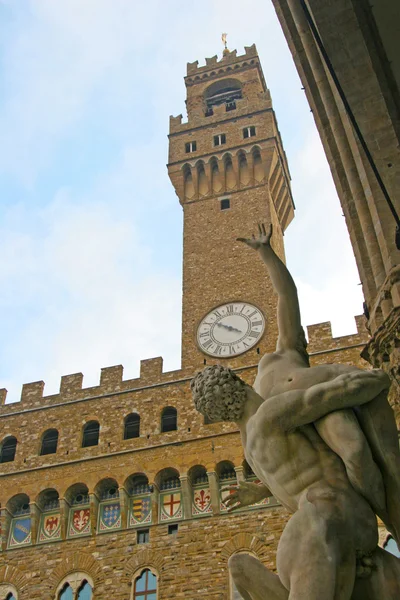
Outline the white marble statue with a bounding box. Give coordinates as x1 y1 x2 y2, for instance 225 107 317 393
191 224 400 599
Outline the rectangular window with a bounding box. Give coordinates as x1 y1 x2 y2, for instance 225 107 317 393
220 199 230 210
185 141 197 153
214 133 226 147
137 529 150 544
168 524 179 535
243 126 256 139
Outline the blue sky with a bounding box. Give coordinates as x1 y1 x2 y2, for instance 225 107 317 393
0 0 363 402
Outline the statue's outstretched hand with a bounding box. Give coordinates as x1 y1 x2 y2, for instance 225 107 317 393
221 481 268 512
237 223 272 250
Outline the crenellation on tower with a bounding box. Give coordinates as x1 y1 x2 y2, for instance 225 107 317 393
59 372 84 396
20 381 44 406
0 42 375 599
186 45 259 77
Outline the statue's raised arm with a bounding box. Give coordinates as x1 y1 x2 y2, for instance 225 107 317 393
238 224 303 354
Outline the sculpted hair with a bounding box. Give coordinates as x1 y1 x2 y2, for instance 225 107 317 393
191 365 247 422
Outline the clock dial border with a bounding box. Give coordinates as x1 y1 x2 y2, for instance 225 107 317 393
196 301 266 358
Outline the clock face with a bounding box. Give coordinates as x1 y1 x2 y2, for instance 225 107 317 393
197 302 265 357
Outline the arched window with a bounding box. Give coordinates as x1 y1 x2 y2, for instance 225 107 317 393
217 461 237 512
40 429 59 455
124 413 140 440
95 478 121 533
0 585 19 600
0 436 17 463
189 465 212 517
7 494 31 548
65 484 90 538
205 78 242 110
82 421 99 447
161 407 177 433
133 569 157 599
58 584 73 600
56 573 93 600
77 581 92 599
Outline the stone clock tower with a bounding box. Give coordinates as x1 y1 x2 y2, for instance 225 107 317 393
168 44 295 370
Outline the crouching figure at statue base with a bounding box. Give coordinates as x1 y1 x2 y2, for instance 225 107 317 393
191 225 400 600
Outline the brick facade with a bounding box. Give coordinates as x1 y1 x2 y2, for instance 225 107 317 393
0 46 374 599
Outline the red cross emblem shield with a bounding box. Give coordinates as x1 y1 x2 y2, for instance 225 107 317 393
162 493 181 517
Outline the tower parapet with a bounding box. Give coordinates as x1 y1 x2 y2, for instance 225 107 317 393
0 317 368 410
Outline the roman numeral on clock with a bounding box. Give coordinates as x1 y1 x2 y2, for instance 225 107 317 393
203 339 213 349
252 320 263 327
248 331 259 338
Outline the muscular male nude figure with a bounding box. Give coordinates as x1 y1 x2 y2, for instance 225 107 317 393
191 225 400 599
192 364 396 599
236 224 400 542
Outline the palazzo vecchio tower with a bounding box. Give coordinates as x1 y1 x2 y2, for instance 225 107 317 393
0 45 368 600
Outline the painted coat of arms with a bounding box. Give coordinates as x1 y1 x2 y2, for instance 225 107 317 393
68 508 91 537
192 487 212 516
38 512 61 542
130 496 152 526
99 502 121 531
9 517 31 547
160 492 182 521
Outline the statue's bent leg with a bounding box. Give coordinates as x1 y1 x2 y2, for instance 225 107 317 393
228 553 288 600
351 546 400 600
355 391 400 544
277 501 356 600
315 409 387 521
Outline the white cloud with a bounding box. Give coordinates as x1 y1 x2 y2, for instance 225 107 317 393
0 164 182 402
0 0 366 403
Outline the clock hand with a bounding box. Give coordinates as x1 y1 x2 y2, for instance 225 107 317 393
215 323 242 333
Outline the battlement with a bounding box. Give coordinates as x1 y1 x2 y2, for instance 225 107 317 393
0 316 370 412
307 315 369 355
186 44 259 77
0 357 188 412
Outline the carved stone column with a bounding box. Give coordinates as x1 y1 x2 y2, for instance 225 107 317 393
191 167 199 200
0 507 12 551
206 471 220 515
30 502 40 545
59 497 69 540
150 483 159 525
179 475 192 520
119 486 129 530
89 493 99 536
234 466 245 483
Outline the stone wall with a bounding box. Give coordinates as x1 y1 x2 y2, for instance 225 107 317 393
0 318 370 599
